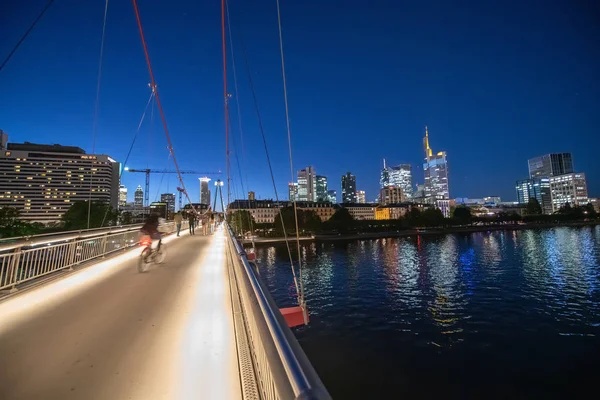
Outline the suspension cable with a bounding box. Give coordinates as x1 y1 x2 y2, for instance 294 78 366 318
0 0 55 73
87 0 110 229
131 0 196 212
236 21 300 302
276 0 305 304
221 0 231 210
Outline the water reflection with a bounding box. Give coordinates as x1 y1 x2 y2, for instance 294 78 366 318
257 228 600 398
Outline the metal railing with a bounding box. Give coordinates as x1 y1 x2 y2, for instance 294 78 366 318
225 224 331 400
0 221 189 292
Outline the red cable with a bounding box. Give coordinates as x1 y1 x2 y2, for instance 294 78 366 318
131 0 196 212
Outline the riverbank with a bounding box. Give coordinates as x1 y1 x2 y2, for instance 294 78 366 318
241 220 600 245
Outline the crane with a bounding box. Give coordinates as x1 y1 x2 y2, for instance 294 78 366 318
123 168 221 207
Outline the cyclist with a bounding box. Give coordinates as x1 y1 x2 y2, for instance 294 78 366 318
140 213 163 250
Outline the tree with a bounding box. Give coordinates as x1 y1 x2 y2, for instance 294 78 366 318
325 208 354 232
526 197 543 215
228 210 255 234
62 201 118 230
582 203 598 218
0 206 43 238
421 208 445 227
452 206 472 225
0 206 20 227
120 211 133 225
274 207 322 234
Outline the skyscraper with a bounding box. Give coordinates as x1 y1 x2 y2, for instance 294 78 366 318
119 185 127 207
528 153 573 179
356 190 366 203
341 172 357 203
160 193 176 216
380 159 390 188
297 166 316 201
327 189 337 203
199 177 211 206
288 182 298 201
315 175 328 201
423 126 449 203
516 178 552 214
389 164 412 199
134 185 144 208
549 173 588 212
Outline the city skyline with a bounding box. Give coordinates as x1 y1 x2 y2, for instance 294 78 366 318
1 2 598 204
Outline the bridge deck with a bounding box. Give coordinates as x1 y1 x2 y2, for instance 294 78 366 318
0 228 241 400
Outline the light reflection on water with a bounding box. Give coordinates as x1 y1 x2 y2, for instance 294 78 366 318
256 226 600 398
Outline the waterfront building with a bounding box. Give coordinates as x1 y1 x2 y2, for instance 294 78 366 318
515 178 552 214
549 173 588 212
315 175 328 201
327 189 337 203
374 203 411 220
356 190 366 204
288 182 298 201
160 193 176 218
296 201 338 222
199 177 211 206
134 185 144 208
229 199 281 224
528 153 573 179
342 203 376 220
379 186 405 205
0 135 119 224
119 185 127 207
341 172 356 203
423 127 449 203
298 167 316 201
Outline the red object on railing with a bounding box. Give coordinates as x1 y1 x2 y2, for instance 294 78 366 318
280 306 308 328
246 252 256 261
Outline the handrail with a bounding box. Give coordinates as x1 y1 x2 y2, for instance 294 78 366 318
225 223 331 399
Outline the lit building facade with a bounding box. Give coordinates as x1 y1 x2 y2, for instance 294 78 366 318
341 172 356 203
515 178 552 214
342 203 376 220
134 185 144 208
199 177 211 206
389 164 412 199
0 137 119 224
119 185 127 207
423 127 449 203
288 182 298 201
549 173 588 212
160 193 176 217
380 159 390 188
356 190 366 204
327 189 337 203
528 153 574 179
229 199 281 224
315 175 328 201
379 186 405 205
297 166 316 201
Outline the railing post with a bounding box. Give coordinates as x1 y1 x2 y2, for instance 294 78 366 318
101 234 108 258
8 247 22 293
67 240 77 270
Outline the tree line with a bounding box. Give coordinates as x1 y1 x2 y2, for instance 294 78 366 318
227 199 599 237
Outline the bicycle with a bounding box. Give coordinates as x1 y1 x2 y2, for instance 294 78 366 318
138 234 166 273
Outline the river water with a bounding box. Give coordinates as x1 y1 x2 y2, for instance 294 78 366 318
255 226 600 399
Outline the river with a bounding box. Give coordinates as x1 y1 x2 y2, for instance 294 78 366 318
255 226 600 399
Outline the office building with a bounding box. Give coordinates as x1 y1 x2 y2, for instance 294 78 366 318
327 189 336 203
199 177 211 206
379 186 405 205
0 135 120 224
160 193 176 217
389 164 412 199
342 203 376 220
423 126 449 203
528 153 573 179
380 159 390 188
288 182 298 201
134 185 144 208
515 178 552 214
341 172 357 203
297 167 316 201
248 191 255 201
356 190 366 204
315 175 328 201
549 173 588 212
119 185 127 207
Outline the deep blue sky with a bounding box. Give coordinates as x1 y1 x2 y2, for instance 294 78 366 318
1 0 599 204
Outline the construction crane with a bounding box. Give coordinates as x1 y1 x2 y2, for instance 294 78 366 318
124 168 221 207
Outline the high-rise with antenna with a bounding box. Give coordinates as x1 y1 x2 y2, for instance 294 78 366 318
422 126 449 203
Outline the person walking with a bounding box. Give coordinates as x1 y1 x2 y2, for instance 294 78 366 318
174 212 183 236
188 211 195 235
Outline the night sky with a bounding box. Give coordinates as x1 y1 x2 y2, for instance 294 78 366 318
1 0 599 204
